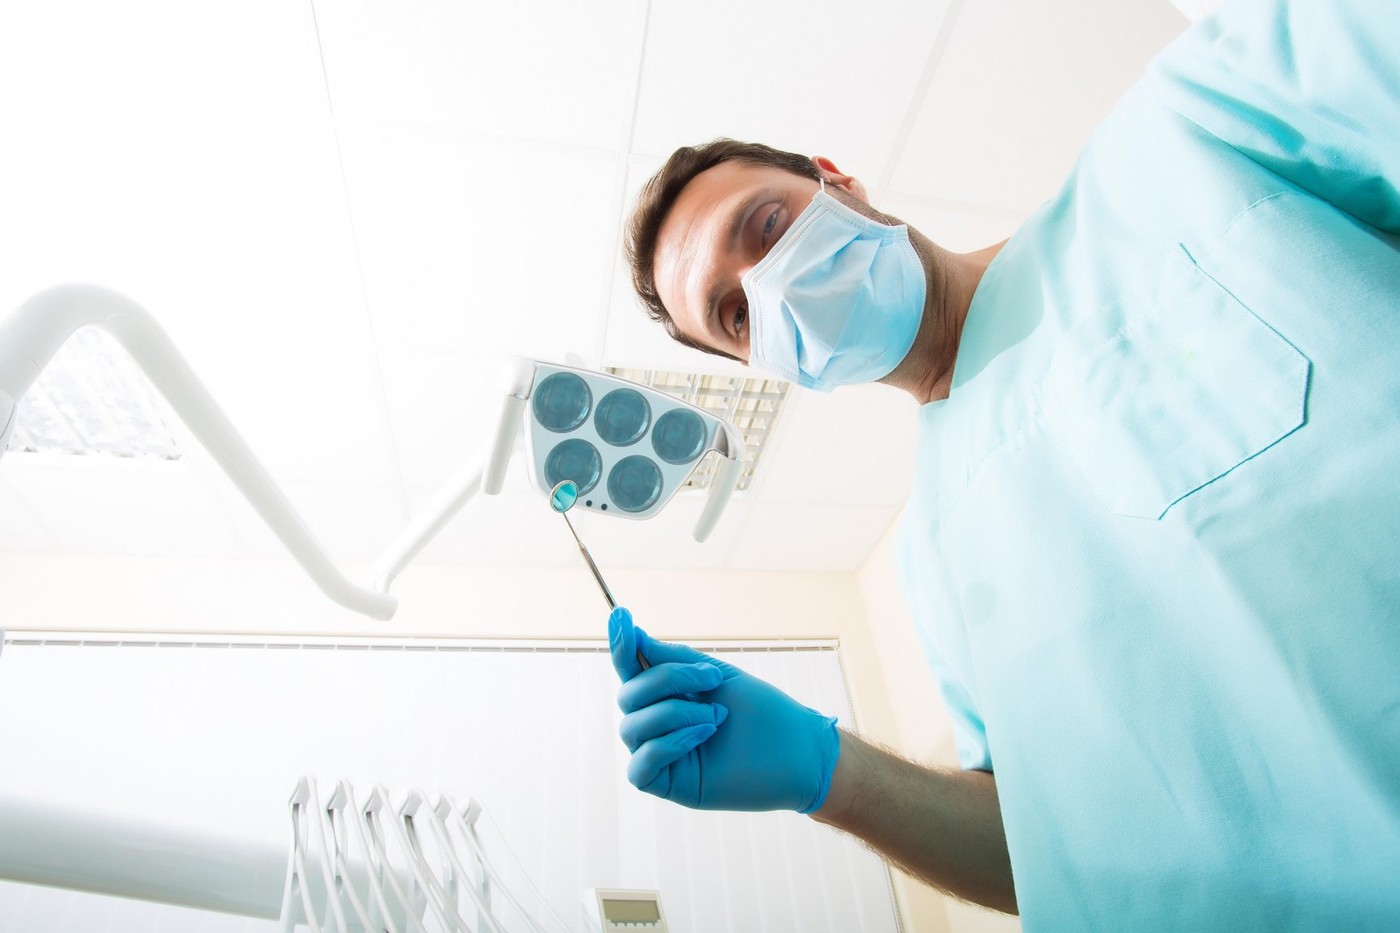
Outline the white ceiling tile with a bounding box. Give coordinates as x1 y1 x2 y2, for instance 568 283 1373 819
210 476 407 564
578 488 746 572
337 121 620 362
0 117 356 315
0 1 327 127
377 350 513 491
727 501 898 573
633 0 956 177
0 111 396 488
753 385 919 509
157 333 400 489
0 456 241 557
889 0 1187 212
403 487 576 568
873 192 1026 254
312 0 644 149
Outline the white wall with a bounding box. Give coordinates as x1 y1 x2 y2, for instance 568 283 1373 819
0 552 866 640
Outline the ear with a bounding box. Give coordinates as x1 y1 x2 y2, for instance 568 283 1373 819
812 156 871 204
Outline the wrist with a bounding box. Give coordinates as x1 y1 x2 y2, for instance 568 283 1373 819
810 727 864 825
797 715 842 814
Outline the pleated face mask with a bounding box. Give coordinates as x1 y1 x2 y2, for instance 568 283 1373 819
743 182 925 391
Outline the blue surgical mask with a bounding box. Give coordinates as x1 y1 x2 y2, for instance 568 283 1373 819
743 184 925 391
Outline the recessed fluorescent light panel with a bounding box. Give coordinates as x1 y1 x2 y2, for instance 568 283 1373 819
3 326 182 460
604 367 790 493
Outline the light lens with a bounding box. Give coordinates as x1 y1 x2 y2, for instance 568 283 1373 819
608 456 663 513
532 372 591 433
544 439 602 495
594 388 650 447
651 408 707 465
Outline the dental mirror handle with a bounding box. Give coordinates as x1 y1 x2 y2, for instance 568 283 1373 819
559 511 650 672
578 541 649 672
550 480 650 672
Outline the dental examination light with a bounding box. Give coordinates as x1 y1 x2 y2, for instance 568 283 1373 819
490 359 743 530
1 286 746 619
372 358 744 593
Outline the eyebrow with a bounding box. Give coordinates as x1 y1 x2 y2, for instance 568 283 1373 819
700 190 769 343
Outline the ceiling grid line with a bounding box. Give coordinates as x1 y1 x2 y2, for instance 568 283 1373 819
590 0 654 372
306 0 412 519
886 192 1030 223
591 1 761 568
874 0 967 195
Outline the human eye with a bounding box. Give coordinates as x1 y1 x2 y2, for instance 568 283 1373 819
761 208 779 245
732 303 748 338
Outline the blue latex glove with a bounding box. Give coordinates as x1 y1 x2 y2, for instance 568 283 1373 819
608 606 840 813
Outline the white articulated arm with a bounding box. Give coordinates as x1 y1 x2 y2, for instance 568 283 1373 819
483 356 534 495
369 357 534 591
0 284 397 620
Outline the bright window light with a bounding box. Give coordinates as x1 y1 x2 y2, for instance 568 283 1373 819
605 367 790 492
4 326 181 460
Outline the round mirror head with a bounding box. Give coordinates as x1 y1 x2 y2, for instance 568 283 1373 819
549 479 579 513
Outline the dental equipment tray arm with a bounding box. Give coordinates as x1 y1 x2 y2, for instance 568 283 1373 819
0 284 397 620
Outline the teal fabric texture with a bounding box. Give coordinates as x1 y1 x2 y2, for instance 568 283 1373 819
898 0 1400 928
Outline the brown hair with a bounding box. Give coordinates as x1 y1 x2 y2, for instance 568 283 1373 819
624 139 820 360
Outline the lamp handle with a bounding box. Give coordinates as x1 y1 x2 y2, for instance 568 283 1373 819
694 421 744 543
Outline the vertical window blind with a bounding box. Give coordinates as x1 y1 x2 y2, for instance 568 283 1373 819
0 635 900 932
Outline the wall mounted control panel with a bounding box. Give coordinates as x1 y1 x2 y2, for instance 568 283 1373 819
582 888 668 932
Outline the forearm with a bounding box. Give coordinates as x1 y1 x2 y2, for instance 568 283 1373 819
812 730 1017 914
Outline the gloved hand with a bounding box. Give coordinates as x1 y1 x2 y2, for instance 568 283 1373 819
608 606 840 813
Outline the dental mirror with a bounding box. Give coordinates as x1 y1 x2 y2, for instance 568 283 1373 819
549 480 650 671
549 481 579 513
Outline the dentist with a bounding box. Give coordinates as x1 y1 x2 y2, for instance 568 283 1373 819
609 0 1400 929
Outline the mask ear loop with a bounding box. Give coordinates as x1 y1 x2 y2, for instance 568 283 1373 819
818 175 826 193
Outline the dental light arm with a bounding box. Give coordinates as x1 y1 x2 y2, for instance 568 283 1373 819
0 284 397 621
369 359 529 592
481 356 535 496
2 289 744 619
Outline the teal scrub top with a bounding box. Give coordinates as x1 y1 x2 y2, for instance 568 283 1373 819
897 1 1400 929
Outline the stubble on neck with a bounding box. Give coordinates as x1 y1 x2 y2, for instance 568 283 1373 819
881 227 976 405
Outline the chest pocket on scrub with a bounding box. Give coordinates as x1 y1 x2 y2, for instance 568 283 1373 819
1038 243 1310 520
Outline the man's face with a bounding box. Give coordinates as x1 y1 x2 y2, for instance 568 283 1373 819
653 160 824 362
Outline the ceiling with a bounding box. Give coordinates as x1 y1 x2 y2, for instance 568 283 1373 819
0 0 1187 582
